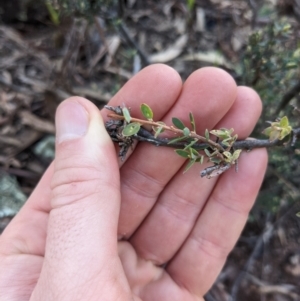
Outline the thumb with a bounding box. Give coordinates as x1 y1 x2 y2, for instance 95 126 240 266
31 97 130 300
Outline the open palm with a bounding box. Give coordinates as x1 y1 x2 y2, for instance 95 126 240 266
0 64 267 301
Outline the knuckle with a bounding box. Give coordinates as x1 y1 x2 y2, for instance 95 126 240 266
191 234 230 260
50 164 118 207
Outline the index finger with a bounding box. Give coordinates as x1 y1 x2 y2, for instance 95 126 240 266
101 64 182 124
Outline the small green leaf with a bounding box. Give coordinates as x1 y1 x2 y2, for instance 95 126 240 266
262 126 273 137
184 159 196 173
153 126 163 138
279 116 289 127
183 139 198 150
222 141 230 147
189 147 199 157
210 150 220 157
175 149 190 158
205 129 210 141
183 127 191 137
210 157 222 164
222 138 231 144
210 129 230 140
210 130 222 138
168 136 188 144
231 149 242 162
154 127 163 138
263 117 292 141
223 151 232 160
122 107 131 123
172 117 185 130
140 103 153 120
189 112 196 131
122 122 141 136
196 155 204 164
279 127 292 140
296 212 300 218
269 130 281 142
209 129 220 135
153 121 165 138
204 149 211 157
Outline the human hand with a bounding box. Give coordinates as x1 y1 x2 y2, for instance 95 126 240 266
0 64 267 301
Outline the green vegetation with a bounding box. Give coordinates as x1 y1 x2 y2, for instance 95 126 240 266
46 0 117 18
241 21 300 212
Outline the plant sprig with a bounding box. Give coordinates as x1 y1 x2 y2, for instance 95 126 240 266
105 104 298 179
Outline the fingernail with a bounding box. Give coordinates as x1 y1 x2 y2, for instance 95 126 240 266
56 101 89 143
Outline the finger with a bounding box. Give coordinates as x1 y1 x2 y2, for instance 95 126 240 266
214 86 263 130
167 148 268 296
102 64 182 123
165 88 267 295
130 86 263 264
31 97 130 300
101 64 182 164
118 67 237 238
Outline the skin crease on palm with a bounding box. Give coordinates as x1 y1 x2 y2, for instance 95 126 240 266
0 64 268 301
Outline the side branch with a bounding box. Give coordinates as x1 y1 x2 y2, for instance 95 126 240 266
107 113 224 151
106 112 299 151
122 126 297 150
104 105 299 178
